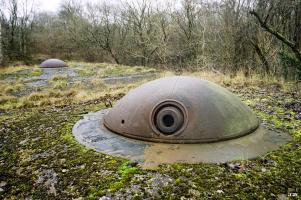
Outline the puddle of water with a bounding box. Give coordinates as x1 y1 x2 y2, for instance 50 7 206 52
26 79 49 88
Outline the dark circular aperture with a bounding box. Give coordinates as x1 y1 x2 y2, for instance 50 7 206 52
163 114 174 127
155 106 184 135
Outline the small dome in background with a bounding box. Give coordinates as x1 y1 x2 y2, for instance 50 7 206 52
40 59 68 68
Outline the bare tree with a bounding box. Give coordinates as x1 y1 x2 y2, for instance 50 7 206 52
0 22 3 66
155 10 170 65
1 0 299 79
123 0 161 65
174 0 200 67
85 2 121 63
0 0 36 61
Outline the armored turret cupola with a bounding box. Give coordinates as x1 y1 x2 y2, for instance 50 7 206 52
40 59 68 68
73 76 292 168
104 76 259 143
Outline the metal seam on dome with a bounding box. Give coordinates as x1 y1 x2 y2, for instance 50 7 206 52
170 76 179 95
104 113 260 144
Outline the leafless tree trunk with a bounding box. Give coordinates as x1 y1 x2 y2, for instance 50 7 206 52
0 0 36 61
250 39 270 73
0 22 3 66
85 2 121 63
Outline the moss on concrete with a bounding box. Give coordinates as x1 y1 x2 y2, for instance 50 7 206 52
0 63 300 199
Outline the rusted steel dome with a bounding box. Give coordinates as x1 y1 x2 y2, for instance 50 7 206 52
73 76 292 168
104 76 259 143
40 59 68 68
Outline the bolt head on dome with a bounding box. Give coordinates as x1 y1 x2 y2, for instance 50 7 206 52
40 59 68 68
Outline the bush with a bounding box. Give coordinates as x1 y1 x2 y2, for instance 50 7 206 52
279 51 301 80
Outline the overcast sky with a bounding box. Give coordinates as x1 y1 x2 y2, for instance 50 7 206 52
35 0 60 12
0 0 182 17
35 0 91 13
34 0 182 13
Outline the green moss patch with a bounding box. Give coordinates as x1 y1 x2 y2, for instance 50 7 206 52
0 64 300 199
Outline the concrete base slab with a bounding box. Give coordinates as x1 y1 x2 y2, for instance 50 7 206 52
73 109 292 169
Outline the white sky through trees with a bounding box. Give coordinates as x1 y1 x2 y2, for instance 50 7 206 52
36 0 62 12
1 0 182 19
35 0 182 13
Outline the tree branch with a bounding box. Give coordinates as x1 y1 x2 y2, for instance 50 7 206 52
250 10 301 62
250 10 295 49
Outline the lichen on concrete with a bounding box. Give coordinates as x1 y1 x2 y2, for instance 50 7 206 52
0 64 300 199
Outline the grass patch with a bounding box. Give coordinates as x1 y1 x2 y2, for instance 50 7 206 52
0 66 42 79
29 69 43 77
0 89 77 109
51 75 68 81
0 65 30 75
4 83 25 94
108 162 140 193
0 95 17 104
0 62 300 199
68 62 156 78
101 65 156 77
0 80 26 95
51 80 68 90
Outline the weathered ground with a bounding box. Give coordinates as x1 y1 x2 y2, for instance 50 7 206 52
0 63 300 199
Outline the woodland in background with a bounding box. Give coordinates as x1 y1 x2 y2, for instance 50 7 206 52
0 0 301 80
